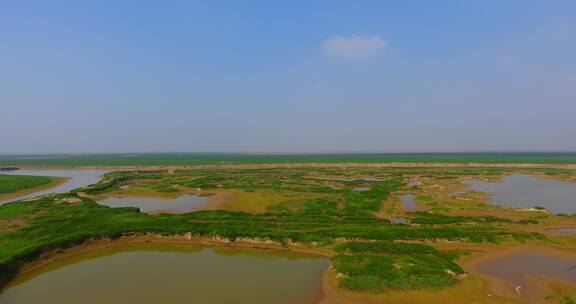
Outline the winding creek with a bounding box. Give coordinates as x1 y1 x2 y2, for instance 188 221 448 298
0 243 329 304
0 169 109 204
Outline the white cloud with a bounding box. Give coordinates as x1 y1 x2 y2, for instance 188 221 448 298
323 35 387 58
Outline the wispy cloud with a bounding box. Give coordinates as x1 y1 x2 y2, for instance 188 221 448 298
323 35 387 58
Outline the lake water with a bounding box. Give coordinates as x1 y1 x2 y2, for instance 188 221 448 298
464 174 576 214
476 252 576 296
0 244 329 304
399 194 417 209
97 194 207 213
0 169 109 204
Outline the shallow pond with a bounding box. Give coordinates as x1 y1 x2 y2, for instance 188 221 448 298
97 194 207 213
549 228 576 236
352 187 370 191
0 169 109 204
399 194 417 210
476 252 576 296
0 244 329 304
464 174 576 214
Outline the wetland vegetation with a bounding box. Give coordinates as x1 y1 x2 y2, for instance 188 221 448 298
0 174 65 203
0 175 54 195
0 163 575 303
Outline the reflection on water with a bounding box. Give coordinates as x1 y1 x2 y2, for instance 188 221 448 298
0 244 329 304
1 169 109 204
400 194 417 210
476 252 576 296
464 174 576 214
97 194 207 213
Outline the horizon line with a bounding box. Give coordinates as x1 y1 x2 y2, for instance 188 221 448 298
1 151 576 156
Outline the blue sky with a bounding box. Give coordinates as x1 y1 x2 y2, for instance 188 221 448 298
1 1 575 153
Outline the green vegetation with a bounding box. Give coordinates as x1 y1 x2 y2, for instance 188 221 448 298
333 242 463 292
1 152 576 166
409 212 514 225
0 174 54 195
0 167 549 293
0 193 539 290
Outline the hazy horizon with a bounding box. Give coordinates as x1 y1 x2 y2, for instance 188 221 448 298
2 1 575 154
2 151 576 156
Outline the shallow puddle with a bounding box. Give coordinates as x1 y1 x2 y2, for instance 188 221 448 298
399 194 417 209
549 228 576 236
476 252 576 296
97 194 207 213
464 174 576 214
0 244 329 304
352 187 370 191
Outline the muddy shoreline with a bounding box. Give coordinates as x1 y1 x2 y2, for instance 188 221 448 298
459 243 576 303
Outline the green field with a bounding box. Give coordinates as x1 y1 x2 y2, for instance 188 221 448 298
0 175 54 195
1 152 576 166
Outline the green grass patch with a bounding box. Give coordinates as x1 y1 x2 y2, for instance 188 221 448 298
333 241 463 292
0 174 54 195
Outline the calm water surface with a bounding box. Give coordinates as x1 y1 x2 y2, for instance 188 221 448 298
399 194 417 209
0 169 109 204
476 252 576 295
0 244 329 304
464 174 576 214
97 194 207 213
